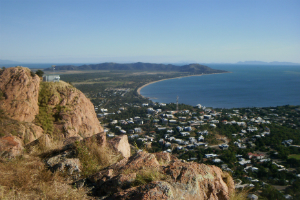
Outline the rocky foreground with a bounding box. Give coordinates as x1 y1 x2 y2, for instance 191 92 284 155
0 67 235 199
89 151 234 199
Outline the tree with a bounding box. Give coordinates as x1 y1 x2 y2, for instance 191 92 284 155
35 70 44 77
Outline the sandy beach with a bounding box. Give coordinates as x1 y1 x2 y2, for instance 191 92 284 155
137 72 231 98
137 74 204 98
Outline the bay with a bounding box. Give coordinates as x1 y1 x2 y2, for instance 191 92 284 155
140 64 300 108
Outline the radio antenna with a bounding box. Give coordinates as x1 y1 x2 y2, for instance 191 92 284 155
176 96 179 112
51 65 56 75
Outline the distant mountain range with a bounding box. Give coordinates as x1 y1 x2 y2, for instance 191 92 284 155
0 59 20 65
236 61 300 65
44 62 227 74
2 59 299 67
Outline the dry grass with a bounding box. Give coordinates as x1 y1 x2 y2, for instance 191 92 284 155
75 139 123 177
230 189 248 200
0 109 22 138
131 167 169 187
222 172 234 188
25 134 65 157
0 156 89 200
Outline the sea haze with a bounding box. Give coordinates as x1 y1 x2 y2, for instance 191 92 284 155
140 65 300 108
1 63 87 69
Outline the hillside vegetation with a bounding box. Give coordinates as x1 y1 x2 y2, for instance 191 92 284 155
45 62 228 74
0 67 238 200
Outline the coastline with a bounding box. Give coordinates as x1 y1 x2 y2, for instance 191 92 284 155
137 72 228 99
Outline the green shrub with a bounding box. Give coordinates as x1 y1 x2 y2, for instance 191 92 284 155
30 71 35 77
35 70 44 77
35 106 54 135
35 82 56 135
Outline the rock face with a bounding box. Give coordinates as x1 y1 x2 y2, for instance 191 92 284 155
0 136 24 158
0 67 105 158
45 149 81 175
0 67 40 122
25 134 51 150
0 66 104 140
39 80 104 139
108 135 131 158
89 151 234 200
20 123 44 144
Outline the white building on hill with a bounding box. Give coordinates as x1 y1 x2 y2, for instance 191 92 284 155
43 75 60 82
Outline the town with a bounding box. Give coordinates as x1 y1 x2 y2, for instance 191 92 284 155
96 100 300 200
55 69 300 199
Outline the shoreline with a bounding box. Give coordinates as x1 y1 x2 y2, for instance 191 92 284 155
137 72 229 99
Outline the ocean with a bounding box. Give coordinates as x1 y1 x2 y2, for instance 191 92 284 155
140 65 300 109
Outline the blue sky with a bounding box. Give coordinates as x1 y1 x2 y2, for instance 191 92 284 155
0 0 299 63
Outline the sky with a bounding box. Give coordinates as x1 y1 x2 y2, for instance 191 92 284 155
0 0 299 64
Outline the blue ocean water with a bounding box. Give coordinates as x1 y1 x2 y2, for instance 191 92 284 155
140 65 300 108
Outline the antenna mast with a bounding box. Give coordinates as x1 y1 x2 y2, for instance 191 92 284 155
176 96 179 112
51 65 56 75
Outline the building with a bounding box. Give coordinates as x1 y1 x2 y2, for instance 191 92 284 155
248 152 265 159
43 75 60 82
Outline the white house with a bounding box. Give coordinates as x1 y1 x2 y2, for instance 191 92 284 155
165 142 171 147
184 126 192 131
180 132 190 137
212 159 222 163
210 124 217 128
198 135 204 142
169 119 177 123
134 128 142 133
219 144 229 149
161 118 168 124
205 154 218 158
43 75 60 82
177 145 183 150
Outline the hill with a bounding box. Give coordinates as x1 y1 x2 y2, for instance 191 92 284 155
0 67 235 200
45 62 228 74
0 59 20 65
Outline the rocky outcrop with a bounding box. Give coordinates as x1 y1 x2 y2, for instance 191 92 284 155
0 67 104 142
25 134 51 150
0 135 24 158
20 123 44 144
39 80 104 139
45 149 81 175
0 67 106 159
89 151 234 200
108 135 131 158
0 67 40 122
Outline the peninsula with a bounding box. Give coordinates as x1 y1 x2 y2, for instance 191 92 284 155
45 62 228 74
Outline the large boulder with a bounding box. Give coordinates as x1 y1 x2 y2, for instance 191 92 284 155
25 134 51 150
0 135 24 158
39 80 104 139
0 67 40 122
20 123 44 144
0 67 105 144
108 135 131 158
45 149 81 175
